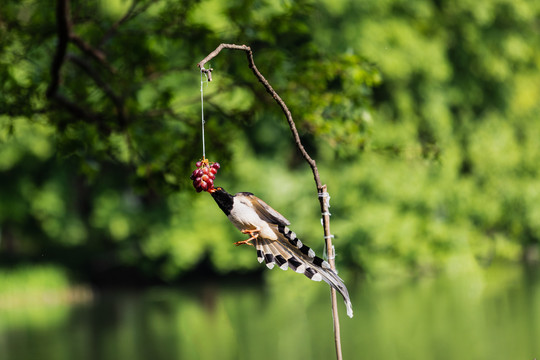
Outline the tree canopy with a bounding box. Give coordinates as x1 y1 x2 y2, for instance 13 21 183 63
1 0 539 282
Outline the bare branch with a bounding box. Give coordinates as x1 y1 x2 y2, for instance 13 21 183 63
197 43 249 70
197 44 344 360
69 33 115 73
321 184 343 360
197 44 322 191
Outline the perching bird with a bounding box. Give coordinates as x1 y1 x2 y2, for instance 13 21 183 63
209 187 353 318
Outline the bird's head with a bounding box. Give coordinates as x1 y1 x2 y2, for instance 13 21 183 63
209 187 234 215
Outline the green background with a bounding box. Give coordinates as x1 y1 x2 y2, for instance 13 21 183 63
2 0 539 281
1 0 540 358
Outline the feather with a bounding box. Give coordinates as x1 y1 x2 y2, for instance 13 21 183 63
213 188 353 318
241 193 291 226
256 244 264 263
261 239 275 269
266 241 289 270
253 224 354 318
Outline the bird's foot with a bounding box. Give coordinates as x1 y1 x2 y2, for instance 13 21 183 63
234 239 255 247
234 229 260 246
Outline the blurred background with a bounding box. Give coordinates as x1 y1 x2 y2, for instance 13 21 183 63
1 0 540 359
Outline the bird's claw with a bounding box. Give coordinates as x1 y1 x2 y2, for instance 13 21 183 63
234 239 255 247
234 229 260 246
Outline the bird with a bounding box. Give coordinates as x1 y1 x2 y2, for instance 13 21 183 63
208 186 353 318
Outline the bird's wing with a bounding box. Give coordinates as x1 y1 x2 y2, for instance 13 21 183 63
240 192 291 226
254 225 353 318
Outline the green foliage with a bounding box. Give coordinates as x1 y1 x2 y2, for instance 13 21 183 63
1 0 539 281
0 265 70 297
0 264 91 311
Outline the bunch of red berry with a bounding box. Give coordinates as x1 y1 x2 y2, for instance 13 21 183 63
190 159 220 192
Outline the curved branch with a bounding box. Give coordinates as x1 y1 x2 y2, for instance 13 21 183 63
197 44 322 191
197 43 343 360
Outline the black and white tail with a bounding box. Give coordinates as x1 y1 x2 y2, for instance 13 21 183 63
255 225 353 318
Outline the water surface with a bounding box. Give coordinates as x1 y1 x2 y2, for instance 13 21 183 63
1 265 538 360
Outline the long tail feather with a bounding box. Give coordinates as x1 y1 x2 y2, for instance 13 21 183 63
254 225 354 318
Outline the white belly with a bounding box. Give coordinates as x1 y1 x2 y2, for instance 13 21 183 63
228 199 277 240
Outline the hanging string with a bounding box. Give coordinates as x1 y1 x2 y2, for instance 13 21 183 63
323 244 336 261
320 190 336 261
319 191 332 223
200 69 208 159
319 191 331 210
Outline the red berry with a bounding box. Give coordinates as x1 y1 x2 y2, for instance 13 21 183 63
200 181 208 190
191 159 220 193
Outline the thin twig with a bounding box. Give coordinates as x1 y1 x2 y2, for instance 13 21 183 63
198 44 344 360
197 44 322 190
321 184 343 359
69 33 109 67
